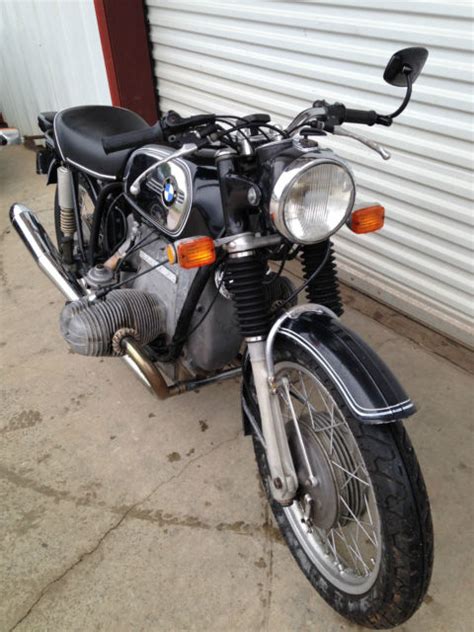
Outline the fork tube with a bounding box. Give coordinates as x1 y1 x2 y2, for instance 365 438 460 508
247 340 298 504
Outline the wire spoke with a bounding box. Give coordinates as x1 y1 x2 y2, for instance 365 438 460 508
348 533 372 576
333 523 359 571
365 493 376 529
299 373 316 428
325 528 340 565
340 497 378 547
330 460 370 487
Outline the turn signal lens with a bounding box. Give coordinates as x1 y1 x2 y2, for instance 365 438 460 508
168 236 216 269
350 204 385 234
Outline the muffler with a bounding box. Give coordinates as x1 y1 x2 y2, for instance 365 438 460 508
9 204 82 301
8 203 174 398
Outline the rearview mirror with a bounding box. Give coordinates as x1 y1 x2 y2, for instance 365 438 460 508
383 47 429 87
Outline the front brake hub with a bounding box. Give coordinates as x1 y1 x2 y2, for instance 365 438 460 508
288 418 339 530
287 414 365 530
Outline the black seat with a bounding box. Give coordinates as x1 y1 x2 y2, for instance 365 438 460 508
54 105 149 180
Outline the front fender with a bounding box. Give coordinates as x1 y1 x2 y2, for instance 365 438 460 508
278 311 415 423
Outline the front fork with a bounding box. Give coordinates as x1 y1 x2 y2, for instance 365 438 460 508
246 304 332 505
246 340 298 504
222 244 296 504
224 239 323 504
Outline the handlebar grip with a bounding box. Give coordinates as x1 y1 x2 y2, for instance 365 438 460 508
344 109 378 126
102 122 164 154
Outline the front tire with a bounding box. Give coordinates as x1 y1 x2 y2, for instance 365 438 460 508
251 339 433 629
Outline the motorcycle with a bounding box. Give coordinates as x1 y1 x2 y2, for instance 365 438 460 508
10 47 433 628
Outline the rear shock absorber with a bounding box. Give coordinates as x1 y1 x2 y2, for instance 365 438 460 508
301 239 344 316
57 166 76 264
224 253 270 339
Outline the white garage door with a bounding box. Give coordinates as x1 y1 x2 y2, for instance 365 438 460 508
146 0 473 347
0 0 111 136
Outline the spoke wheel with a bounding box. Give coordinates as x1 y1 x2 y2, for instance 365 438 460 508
249 339 433 628
276 361 381 594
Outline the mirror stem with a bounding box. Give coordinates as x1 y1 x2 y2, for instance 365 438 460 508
388 69 413 119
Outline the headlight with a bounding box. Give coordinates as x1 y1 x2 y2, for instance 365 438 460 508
269 157 355 244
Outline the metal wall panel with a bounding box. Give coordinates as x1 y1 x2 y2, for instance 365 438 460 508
0 0 111 136
147 0 473 346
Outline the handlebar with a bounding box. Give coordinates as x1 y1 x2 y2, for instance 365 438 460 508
102 101 392 156
102 112 218 154
313 101 392 128
344 108 378 126
102 121 164 154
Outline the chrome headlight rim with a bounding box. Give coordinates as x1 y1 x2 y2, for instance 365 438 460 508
269 157 356 245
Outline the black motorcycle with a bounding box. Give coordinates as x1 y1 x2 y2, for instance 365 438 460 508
10 47 433 628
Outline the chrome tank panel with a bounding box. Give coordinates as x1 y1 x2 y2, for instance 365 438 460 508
124 145 225 240
124 145 193 237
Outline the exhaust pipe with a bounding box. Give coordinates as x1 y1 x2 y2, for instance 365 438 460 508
8 203 171 396
9 204 82 301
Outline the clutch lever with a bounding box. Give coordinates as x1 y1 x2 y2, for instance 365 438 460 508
333 126 391 160
286 106 327 134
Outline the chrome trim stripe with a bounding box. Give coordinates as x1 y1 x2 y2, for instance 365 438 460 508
279 328 414 419
53 111 65 161
65 158 116 181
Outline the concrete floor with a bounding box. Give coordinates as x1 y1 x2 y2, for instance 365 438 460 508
1 146 473 632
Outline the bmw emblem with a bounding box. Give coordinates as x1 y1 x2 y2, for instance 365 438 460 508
162 177 177 206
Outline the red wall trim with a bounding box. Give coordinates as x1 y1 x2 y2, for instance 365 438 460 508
94 0 158 124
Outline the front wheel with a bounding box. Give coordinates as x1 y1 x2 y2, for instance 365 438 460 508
251 339 433 629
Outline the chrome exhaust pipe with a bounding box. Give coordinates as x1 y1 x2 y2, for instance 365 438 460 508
9 204 82 301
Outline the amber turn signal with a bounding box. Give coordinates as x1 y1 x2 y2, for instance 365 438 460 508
167 236 216 269
349 204 385 234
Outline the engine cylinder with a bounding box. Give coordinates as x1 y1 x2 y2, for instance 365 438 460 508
60 289 163 356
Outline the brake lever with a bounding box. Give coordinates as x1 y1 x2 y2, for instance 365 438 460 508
333 126 391 160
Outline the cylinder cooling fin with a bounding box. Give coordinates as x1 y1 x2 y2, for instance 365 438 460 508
301 240 344 316
60 289 163 356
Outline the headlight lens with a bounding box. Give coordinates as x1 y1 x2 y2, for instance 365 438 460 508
270 158 355 244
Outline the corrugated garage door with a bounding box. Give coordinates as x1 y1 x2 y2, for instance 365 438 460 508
145 0 473 347
0 0 111 136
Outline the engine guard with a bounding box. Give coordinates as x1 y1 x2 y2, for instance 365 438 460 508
242 304 415 435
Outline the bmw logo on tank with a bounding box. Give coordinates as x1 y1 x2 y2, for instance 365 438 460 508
162 177 177 206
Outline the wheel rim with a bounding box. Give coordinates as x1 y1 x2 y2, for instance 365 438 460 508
276 361 382 595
